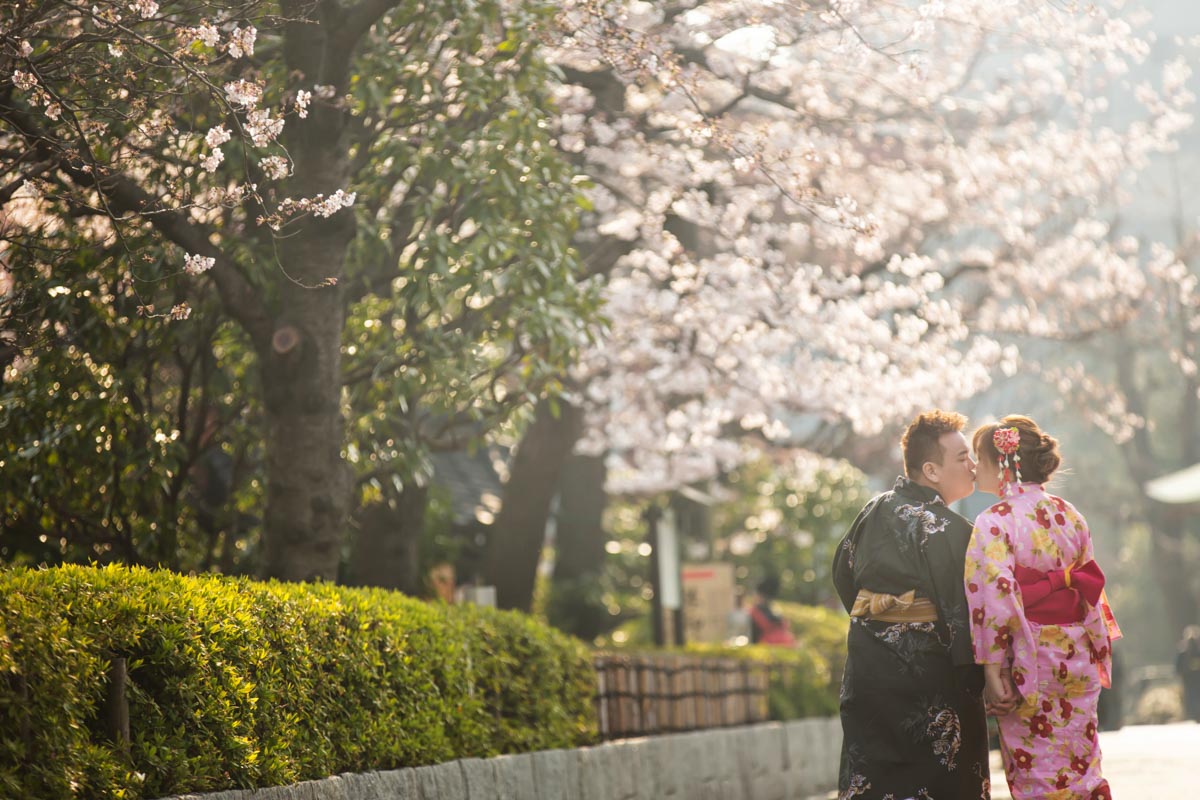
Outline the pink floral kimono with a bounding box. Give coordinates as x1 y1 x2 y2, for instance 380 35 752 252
965 482 1121 800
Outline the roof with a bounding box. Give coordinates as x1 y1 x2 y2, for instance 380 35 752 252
1145 462 1200 504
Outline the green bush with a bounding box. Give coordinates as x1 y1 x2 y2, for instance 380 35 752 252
0 564 596 800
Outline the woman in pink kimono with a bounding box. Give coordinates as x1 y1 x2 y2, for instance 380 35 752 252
965 415 1121 800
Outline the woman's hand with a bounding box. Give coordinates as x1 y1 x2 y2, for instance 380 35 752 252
984 663 1019 716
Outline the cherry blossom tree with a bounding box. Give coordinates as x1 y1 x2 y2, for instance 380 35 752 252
1 0 592 581
1001 222 1200 638
487 0 1196 610
569 0 1191 490
6 1 1193 612
958 10 1200 640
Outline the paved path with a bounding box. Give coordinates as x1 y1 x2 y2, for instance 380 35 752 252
988 722 1199 798
812 722 1200 799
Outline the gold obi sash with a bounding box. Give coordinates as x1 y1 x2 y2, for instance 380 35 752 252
850 588 939 623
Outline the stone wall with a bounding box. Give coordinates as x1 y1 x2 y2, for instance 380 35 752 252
161 717 842 800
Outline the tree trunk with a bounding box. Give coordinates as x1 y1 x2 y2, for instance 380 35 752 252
259 312 349 581
345 485 427 594
257 5 361 582
258 216 351 582
484 399 584 611
548 453 610 639
256 195 353 582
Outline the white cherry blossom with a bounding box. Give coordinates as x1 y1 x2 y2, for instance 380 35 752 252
183 253 214 275
223 79 262 109
552 0 1195 494
226 24 256 58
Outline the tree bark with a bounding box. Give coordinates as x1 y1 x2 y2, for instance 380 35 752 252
548 453 610 639
258 253 353 581
257 4 367 581
259 347 348 581
484 399 584 611
256 216 353 582
345 485 427 594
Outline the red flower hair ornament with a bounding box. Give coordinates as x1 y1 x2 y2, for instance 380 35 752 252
993 426 1023 486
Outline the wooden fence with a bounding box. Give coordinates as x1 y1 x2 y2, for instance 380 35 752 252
592 654 770 741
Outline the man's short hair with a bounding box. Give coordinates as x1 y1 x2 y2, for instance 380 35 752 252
901 410 967 479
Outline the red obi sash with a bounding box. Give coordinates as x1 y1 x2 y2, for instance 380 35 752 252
1012 560 1105 625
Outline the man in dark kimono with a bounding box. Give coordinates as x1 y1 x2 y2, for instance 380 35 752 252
832 410 990 800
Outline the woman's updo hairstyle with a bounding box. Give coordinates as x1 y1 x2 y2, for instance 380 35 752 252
972 414 1062 484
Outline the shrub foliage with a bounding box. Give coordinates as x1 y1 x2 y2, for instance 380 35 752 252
0 565 596 800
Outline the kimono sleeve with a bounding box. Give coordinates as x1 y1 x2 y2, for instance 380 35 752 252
924 514 977 669
832 503 872 614
964 510 1024 667
1069 503 1121 684
1073 506 1113 622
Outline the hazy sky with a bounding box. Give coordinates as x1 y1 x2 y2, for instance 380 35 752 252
1119 0 1200 239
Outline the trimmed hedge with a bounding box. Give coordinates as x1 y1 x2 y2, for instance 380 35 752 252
0 565 596 800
